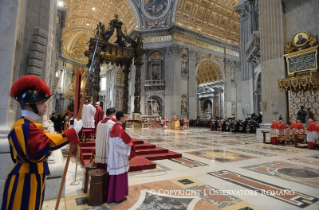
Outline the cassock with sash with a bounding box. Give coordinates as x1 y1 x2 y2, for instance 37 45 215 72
107 122 136 203
1 110 79 210
95 118 116 169
94 105 104 133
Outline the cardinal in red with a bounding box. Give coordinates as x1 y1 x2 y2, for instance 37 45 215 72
107 111 136 203
296 120 304 133
279 120 287 137
289 119 297 135
270 119 280 144
306 118 317 149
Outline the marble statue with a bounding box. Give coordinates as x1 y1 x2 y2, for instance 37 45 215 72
181 98 188 113
152 102 159 115
181 54 188 73
297 106 307 123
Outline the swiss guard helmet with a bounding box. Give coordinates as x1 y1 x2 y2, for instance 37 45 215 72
10 75 53 114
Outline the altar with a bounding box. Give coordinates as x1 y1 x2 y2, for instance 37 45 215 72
171 120 181 130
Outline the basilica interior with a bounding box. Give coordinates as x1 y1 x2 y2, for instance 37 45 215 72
1 0 319 209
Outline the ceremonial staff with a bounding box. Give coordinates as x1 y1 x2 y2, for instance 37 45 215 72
55 30 101 210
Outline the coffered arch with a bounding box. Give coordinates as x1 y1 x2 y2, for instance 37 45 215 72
196 60 224 86
62 0 139 63
175 0 240 44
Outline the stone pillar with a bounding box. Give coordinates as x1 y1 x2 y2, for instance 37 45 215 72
122 63 131 113
165 44 182 117
188 49 197 119
259 0 286 123
236 1 254 118
0 0 23 131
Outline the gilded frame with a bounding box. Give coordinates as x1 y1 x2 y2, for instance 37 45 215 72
284 46 318 77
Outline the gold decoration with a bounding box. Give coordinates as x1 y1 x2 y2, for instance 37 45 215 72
284 45 318 77
284 31 318 54
149 51 163 59
62 0 137 63
64 66 89 99
197 60 223 86
176 0 240 44
278 75 319 92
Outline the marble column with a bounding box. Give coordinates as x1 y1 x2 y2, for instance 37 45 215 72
188 49 197 119
236 1 254 119
165 44 182 117
259 0 286 123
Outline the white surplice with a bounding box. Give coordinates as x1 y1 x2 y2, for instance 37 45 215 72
95 119 116 164
307 131 317 142
107 136 132 175
270 128 279 137
81 104 96 128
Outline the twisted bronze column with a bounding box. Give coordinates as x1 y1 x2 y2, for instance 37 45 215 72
122 62 131 113
133 57 143 113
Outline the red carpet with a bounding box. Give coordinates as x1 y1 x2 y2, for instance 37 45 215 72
152 120 162 128
79 138 182 172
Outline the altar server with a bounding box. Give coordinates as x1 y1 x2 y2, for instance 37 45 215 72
107 111 136 203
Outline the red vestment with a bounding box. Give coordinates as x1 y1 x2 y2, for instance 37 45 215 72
94 105 104 133
289 122 297 129
270 121 280 144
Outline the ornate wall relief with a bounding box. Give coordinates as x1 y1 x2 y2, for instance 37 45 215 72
147 51 164 80
289 89 319 121
181 95 188 113
181 48 189 73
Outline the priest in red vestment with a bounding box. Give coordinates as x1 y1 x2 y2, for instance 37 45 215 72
306 118 317 149
289 119 297 135
107 111 136 203
279 120 287 136
296 120 304 133
94 102 105 134
270 119 280 144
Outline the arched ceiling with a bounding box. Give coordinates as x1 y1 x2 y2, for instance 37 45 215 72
62 0 137 63
197 60 223 86
175 0 240 44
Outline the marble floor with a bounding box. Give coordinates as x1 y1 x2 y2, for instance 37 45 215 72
43 128 319 210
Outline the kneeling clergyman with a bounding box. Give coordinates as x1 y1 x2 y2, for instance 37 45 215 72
107 111 136 203
1 75 83 210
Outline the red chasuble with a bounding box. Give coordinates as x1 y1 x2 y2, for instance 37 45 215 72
110 123 136 160
94 105 104 128
289 122 297 129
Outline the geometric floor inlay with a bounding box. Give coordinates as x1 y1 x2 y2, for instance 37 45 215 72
169 157 208 168
208 170 319 208
229 148 277 157
307 154 319 159
242 161 319 188
287 158 319 166
248 145 304 154
186 149 258 163
130 190 199 210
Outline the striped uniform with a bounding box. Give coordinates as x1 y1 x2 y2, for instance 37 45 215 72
1 117 79 210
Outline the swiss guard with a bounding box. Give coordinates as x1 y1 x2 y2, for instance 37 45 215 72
1 75 83 210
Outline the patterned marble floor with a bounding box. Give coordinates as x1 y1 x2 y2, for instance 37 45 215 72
43 128 319 210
